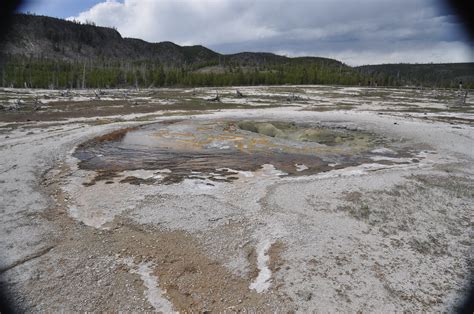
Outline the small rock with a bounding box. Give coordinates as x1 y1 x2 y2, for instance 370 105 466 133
297 290 313 301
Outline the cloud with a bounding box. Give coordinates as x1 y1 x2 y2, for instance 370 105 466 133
275 41 473 65
70 0 473 65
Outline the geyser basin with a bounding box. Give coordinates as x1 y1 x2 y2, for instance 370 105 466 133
74 119 420 184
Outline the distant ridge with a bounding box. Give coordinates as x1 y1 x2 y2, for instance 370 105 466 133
1 14 342 67
357 63 474 87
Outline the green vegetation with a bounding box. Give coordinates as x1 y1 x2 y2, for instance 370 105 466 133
2 56 471 89
0 56 366 89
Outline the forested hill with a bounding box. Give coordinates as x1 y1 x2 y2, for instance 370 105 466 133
0 14 340 67
2 14 219 66
357 63 474 88
0 14 472 89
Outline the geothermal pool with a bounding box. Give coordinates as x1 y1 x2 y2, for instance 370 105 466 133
74 119 422 185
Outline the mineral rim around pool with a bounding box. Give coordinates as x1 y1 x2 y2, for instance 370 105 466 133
73 119 421 184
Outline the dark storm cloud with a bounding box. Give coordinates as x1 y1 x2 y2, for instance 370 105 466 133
72 0 473 65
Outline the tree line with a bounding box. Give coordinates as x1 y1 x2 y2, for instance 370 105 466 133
0 56 469 89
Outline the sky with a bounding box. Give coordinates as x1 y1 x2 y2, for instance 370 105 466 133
19 0 473 66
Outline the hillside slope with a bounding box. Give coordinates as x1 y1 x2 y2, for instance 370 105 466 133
2 14 219 66
357 63 474 87
1 14 342 68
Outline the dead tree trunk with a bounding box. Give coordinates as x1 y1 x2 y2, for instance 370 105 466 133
82 63 86 89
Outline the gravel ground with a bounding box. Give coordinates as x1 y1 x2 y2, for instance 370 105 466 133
0 86 472 312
